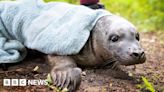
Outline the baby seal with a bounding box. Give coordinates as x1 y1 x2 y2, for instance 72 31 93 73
48 15 146 92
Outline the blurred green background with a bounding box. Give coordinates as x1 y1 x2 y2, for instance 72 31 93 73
44 0 164 32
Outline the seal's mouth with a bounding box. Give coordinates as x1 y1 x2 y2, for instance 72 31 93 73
123 52 146 66
99 51 146 69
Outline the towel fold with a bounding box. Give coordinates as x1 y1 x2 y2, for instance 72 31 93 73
0 0 112 63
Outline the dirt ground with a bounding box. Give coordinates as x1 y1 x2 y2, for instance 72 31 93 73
0 32 164 92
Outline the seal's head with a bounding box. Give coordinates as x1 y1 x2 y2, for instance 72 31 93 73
93 15 146 66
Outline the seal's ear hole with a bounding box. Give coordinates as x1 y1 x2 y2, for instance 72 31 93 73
136 33 140 41
109 34 119 42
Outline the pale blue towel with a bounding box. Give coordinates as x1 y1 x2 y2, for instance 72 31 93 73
0 0 111 63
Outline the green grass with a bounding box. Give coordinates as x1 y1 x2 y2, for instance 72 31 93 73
102 0 164 32
46 74 68 92
136 76 155 92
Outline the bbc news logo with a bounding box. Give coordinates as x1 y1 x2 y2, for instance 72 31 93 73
3 79 48 86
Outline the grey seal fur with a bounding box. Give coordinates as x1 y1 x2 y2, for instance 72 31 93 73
48 15 146 92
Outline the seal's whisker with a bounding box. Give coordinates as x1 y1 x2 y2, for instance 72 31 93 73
111 61 118 69
100 58 119 69
104 59 116 66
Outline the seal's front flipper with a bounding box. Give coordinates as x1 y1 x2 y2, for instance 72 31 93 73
47 56 82 92
51 67 81 92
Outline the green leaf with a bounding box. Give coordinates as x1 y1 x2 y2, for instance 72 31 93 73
46 73 53 84
141 76 155 92
45 73 68 92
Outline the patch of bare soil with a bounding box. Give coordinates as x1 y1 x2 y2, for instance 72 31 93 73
0 32 164 92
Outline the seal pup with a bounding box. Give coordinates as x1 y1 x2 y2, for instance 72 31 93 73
48 15 146 92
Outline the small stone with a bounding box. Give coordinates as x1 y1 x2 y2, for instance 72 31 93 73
33 66 39 72
89 78 94 82
81 71 86 76
109 83 112 87
128 72 133 77
16 68 24 72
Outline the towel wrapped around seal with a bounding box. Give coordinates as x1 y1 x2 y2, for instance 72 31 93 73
0 0 111 63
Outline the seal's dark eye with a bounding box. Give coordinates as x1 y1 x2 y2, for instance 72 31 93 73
136 33 140 41
109 35 119 42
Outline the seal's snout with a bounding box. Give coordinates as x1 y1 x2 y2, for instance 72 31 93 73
130 48 146 64
130 49 144 58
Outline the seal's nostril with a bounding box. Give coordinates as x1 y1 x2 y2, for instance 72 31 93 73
133 52 139 57
131 51 145 58
141 52 144 56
